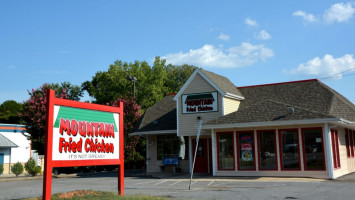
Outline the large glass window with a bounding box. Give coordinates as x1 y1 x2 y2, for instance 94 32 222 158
217 132 234 170
258 130 277 170
302 128 325 170
157 135 188 160
237 132 255 170
279 129 300 170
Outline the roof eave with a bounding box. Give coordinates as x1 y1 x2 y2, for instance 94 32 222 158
225 92 245 100
202 118 342 129
129 129 177 136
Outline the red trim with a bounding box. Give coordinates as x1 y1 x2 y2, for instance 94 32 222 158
351 130 355 158
236 131 256 171
237 79 318 89
345 129 350 157
43 90 124 199
257 130 278 171
278 129 301 171
216 132 235 171
167 93 177 96
301 127 326 171
331 129 341 169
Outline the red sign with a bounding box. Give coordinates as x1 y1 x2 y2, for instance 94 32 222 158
241 143 252 151
43 90 124 199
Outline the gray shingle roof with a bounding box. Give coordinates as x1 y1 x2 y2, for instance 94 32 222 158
0 134 18 147
237 79 355 121
200 69 244 98
133 94 176 133
205 100 335 125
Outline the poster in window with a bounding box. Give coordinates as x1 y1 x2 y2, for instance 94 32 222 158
241 143 253 161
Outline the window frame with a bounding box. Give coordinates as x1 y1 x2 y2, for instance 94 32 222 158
236 131 256 171
216 131 235 171
257 129 278 171
278 128 301 171
345 129 351 158
301 127 326 171
331 129 341 169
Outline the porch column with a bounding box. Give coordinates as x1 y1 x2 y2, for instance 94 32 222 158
324 123 334 179
211 129 216 176
189 136 192 173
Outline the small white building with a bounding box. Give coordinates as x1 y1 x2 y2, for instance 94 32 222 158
0 124 31 174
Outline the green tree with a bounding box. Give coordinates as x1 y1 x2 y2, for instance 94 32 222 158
0 100 23 124
82 57 196 110
20 82 83 154
11 162 24 177
25 158 41 176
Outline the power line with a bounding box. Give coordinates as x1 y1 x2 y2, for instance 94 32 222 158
320 67 355 80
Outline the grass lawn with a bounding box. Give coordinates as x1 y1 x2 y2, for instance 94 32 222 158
26 190 170 200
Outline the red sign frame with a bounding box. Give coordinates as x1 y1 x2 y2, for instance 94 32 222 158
43 90 124 199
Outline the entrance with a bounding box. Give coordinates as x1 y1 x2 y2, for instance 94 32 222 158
192 138 211 173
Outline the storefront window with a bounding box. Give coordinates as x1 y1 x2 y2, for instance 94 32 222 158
157 135 188 160
279 129 300 170
237 132 255 170
302 128 325 170
217 132 234 170
258 130 277 170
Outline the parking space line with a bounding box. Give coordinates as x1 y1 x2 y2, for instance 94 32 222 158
191 181 197 185
169 181 181 186
207 181 214 186
133 180 159 185
153 180 167 186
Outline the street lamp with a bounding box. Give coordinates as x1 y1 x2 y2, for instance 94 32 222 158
127 75 137 98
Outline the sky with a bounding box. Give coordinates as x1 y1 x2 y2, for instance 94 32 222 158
1 1 355 104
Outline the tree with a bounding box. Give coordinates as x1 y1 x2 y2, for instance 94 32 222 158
20 82 83 154
25 158 41 176
112 97 143 160
0 100 23 124
11 162 24 177
83 57 197 111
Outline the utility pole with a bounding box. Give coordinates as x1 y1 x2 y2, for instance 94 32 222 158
127 75 137 98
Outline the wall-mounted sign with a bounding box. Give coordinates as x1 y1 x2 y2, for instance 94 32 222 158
43 90 124 199
182 92 218 114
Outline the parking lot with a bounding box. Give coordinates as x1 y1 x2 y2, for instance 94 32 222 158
1 172 355 199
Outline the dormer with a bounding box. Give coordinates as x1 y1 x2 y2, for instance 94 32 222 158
173 68 244 136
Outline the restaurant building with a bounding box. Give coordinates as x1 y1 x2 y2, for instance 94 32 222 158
132 68 355 179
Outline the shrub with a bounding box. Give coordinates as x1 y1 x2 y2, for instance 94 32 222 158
0 164 4 175
25 158 41 176
11 162 24 177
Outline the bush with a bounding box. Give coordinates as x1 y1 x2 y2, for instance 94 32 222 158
11 162 24 177
0 164 4 175
25 158 41 176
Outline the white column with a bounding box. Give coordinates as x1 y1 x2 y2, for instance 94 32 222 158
189 136 193 173
324 123 334 179
211 129 216 176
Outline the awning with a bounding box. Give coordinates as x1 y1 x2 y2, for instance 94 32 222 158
0 134 18 147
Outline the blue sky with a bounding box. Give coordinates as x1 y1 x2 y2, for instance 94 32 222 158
1 1 355 104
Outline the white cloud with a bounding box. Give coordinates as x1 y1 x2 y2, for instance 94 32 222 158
255 30 272 40
323 2 355 23
293 10 318 22
245 18 258 27
162 43 274 68
293 2 355 24
288 54 355 79
217 33 230 41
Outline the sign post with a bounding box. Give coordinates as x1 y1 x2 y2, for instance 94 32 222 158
43 90 124 199
189 118 202 190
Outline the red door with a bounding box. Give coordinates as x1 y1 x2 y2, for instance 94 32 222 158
192 138 209 173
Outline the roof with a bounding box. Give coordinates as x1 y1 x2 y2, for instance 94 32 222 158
205 79 355 127
174 68 244 101
133 94 177 134
205 100 335 125
237 79 355 121
0 134 18 147
199 69 244 98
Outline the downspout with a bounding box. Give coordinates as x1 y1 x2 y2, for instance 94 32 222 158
9 148 12 174
324 123 334 179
